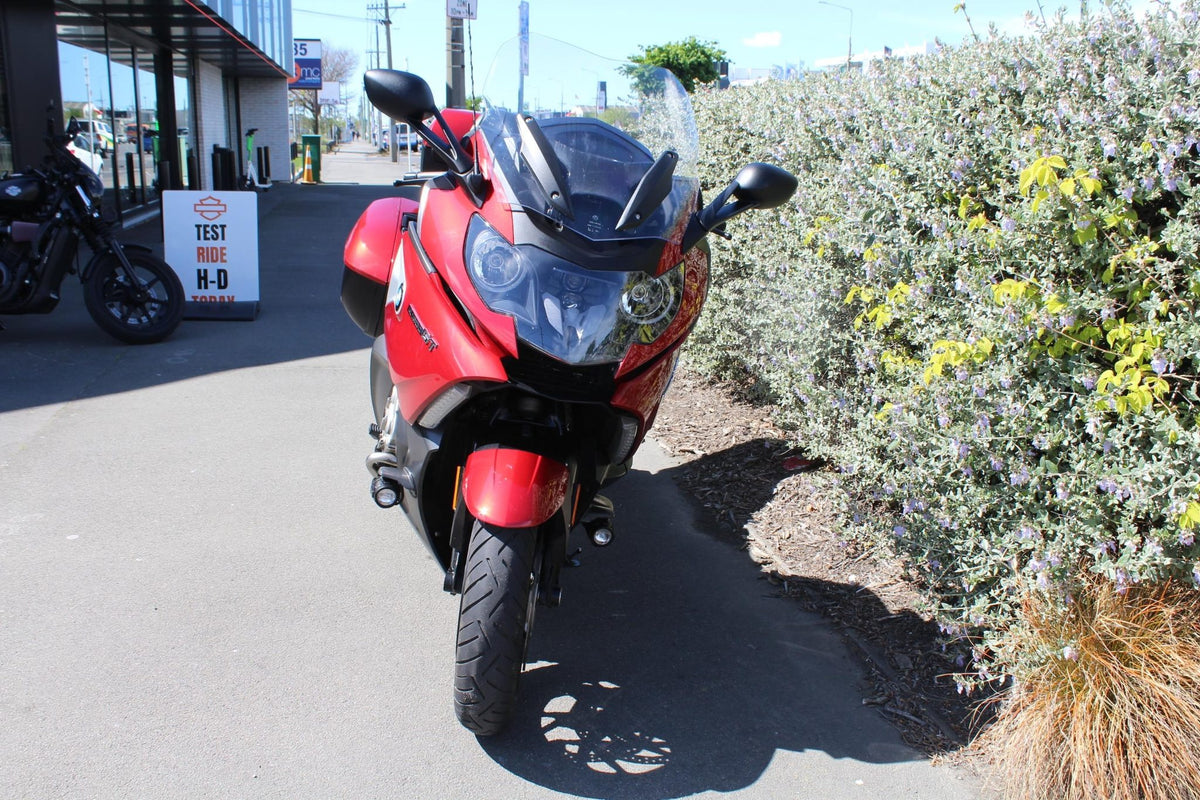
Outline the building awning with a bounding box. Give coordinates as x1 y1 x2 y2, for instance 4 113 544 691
56 0 289 79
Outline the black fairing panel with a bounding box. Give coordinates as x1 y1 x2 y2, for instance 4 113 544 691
341 266 388 337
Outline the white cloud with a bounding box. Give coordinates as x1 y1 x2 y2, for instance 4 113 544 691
743 31 782 48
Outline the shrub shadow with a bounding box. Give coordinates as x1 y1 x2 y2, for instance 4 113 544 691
666 437 997 753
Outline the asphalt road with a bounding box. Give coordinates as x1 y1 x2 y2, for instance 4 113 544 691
0 149 982 798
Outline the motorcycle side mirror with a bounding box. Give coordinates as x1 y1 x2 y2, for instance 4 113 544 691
682 162 798 252
364 69 473 174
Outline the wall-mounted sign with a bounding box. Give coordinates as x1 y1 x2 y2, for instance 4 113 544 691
317 80 341 105
163 191 260 320
289 39 323 91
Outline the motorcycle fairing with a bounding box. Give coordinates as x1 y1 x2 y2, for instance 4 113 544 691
416 177 520 357
342 197 418 336
344 197 417 284
383 223 511 424
461 446 570 528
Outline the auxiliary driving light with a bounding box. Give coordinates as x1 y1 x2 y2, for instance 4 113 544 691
371 476 401 508
589 527 614 547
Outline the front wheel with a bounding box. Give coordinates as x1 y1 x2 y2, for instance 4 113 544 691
83 249 184 344
453 521 540 736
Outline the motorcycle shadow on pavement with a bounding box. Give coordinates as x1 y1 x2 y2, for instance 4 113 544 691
479 446 933 799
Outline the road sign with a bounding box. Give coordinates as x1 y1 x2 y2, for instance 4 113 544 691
447 0 478 20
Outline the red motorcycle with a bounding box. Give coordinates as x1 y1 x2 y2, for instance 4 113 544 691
340 36 795 736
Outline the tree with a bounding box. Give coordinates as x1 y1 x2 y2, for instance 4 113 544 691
626 37 727 93
293 46 359 135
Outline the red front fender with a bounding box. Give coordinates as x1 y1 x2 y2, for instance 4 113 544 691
461 447 569 528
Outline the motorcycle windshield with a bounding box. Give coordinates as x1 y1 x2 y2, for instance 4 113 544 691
468 36 701 366
478 35 700 249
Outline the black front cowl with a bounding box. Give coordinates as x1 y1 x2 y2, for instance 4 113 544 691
501 342 618 403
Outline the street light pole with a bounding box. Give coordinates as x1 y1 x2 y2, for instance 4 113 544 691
819 1 854 69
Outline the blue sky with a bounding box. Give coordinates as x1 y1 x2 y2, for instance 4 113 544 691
60 1 1155 110
293 0 1082 88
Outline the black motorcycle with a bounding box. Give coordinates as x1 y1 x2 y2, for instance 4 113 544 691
0 118 183 343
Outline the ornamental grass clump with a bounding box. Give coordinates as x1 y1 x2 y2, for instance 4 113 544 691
991 578 1200 800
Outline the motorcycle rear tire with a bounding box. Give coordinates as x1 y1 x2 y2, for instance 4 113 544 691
453 521 538 736
84 250 184 344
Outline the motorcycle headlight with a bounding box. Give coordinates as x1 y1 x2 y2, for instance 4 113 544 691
83 169 104 200
468 222 527 290
621 269 681 328
464 214 685 364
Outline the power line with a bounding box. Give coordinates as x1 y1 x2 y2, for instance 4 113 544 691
293 7 375 23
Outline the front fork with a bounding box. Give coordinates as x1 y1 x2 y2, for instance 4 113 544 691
441 451 615 608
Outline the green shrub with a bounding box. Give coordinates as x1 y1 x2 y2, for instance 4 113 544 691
689 0 1200 684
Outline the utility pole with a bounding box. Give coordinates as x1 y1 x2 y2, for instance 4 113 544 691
384 0 396 161
446 16 465 108
369 1 404 160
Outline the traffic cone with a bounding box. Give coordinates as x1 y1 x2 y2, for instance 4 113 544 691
299 148 315 184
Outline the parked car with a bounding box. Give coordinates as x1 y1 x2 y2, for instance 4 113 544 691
386 127 421 151
66 133 105 186
73 119 115 155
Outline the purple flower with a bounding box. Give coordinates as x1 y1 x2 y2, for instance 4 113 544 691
1151 356 1170 375
892 524 907 537
1010 467 1031 486
1061 645 1079 661
1001 217 1017 232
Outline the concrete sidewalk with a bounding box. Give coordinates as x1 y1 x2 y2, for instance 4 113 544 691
303 138 422 186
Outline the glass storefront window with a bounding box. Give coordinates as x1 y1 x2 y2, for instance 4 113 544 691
172 55 196 190
0 28 11 174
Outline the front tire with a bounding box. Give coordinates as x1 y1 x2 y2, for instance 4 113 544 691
83 249 184 344
453 521 539 736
